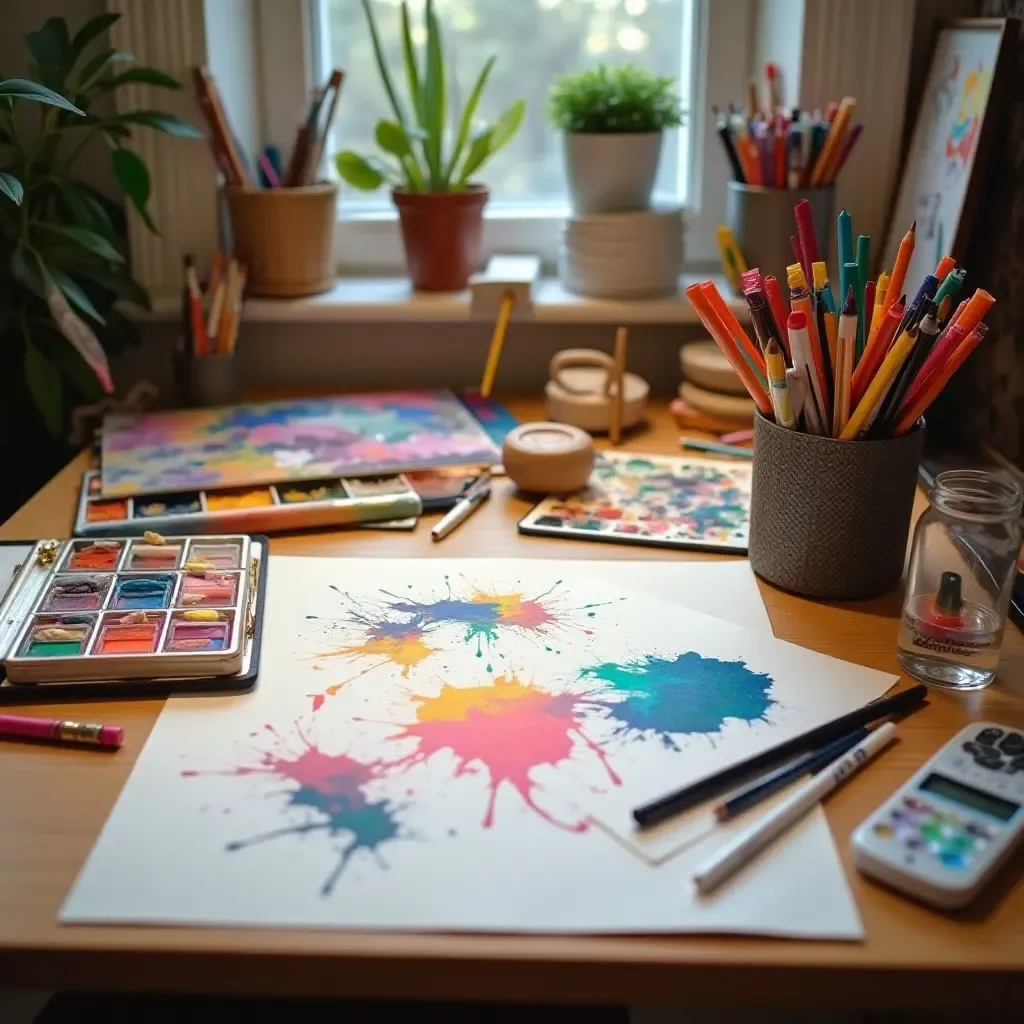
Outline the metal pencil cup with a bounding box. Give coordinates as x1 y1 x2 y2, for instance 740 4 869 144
749 412 925 600
174 350 241 408
725 183 833 289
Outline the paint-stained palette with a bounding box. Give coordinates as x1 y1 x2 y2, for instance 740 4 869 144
100 391 502 497
0 536 259 686
518 452 752 553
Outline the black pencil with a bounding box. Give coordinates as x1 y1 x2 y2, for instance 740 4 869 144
870 304 939 438
632 684 928 829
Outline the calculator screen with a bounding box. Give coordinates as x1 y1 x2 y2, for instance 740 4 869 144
920 773 1019 822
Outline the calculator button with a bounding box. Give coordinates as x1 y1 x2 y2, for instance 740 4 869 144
976 755 1004 771
977 727 1004 746
940 850 969 870
872 822 894 838
1012 755 1024 770
963 741 983 756
905 836 924 850
966 821 994 840
998 732 1024 755
904 796 928 811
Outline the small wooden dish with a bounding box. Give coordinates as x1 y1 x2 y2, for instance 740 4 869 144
545 348 649 435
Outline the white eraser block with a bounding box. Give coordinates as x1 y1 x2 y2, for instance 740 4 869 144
470 255 540 315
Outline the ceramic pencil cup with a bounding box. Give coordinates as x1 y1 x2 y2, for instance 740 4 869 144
174 350 241 408
749 411 925 600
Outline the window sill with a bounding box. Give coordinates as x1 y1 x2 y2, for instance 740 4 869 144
143 274 745 325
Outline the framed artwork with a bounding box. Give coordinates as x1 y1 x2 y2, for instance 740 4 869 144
517 453 752 554
882 18 1017 290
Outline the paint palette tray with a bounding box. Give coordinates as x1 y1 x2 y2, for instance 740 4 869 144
0 535 267 692
74 471 424 538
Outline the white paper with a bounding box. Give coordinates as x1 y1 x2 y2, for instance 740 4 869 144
62 557 892 938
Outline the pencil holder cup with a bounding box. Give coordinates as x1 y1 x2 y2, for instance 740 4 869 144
174 350 241 408
749 411 925 600
725 183 833 290
225 182 337 297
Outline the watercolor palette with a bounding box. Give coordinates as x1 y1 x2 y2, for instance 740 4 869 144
518 453 753 553
0 536 260 686
74 471 423 537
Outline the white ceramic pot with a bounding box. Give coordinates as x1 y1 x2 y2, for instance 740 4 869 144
562 131 662 214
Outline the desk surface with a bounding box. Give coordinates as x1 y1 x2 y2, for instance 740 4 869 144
1 398 1022 1011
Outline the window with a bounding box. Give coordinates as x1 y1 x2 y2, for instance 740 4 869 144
317 0 697 214
257 0 753 271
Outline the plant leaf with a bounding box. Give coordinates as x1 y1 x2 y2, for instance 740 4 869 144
38 224 124 263
375 120 416 159
57 181 116 238
48 267 106 324
92 66 182 95
455 129 493 188
335 151 386 190
110 148 157 232
24 340 64 438
0 78 83 115
0 172 24 205
11 246 48 299
77 49 133 91
445 55 495 182
360 0 410 130
77 181 127 235
488 99 525 155
69 13 122 66
69 260 150 309
26 18 71 88
422 0 446 188
42 324 104 403
107 110 202 138
400 2 424 127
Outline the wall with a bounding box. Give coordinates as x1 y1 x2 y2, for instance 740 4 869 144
750 0 806 107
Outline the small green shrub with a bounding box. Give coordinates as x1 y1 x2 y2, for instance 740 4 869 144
547 64 684 134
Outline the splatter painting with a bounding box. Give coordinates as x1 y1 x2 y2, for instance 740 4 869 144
61 557 895 937
100 390 500 497
518 453 752 553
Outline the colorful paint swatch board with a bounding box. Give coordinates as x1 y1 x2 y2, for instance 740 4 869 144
0 536 268 700
75 470 423 537
62 557 896 938
100 392 502 497
519 453 752 553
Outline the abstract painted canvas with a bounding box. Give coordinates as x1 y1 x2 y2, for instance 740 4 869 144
518 454 752 553
61 558 894 937
100 391 500 496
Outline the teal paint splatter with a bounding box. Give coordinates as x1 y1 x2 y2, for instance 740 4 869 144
580 652 775 750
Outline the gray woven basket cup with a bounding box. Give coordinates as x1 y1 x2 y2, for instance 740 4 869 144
749 411 925 600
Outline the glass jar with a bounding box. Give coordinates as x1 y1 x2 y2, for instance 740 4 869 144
898 470 1023 690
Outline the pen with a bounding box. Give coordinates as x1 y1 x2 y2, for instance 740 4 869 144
680 437 754 459
431 473 491 542
0 713 124 749
693 723 897 894
632 684 925 828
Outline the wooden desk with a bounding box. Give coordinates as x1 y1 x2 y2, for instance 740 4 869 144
1 398 1022 1011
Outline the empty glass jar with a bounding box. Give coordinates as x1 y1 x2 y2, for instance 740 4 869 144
898 470 1023 690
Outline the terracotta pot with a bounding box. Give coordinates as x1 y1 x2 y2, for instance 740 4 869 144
392 186 488 291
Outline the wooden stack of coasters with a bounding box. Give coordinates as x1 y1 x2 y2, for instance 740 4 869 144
673 340 755 434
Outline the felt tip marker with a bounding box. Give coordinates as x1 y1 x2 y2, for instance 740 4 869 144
0 713 123 749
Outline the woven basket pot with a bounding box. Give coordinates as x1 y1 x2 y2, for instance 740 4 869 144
749 410 925 600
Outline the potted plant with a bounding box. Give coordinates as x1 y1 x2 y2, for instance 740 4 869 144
0 13 201 514
335 0 524 292
547 64 684 215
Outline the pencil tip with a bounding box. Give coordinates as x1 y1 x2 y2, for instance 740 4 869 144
909 220 917 232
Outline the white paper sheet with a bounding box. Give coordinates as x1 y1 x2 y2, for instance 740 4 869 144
62 557 893 938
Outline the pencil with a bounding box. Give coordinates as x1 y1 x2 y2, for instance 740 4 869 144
870 308 940 437
609 326 628 445
765 339 794 428
480 291 514 399
840 325 918 440
850 299 904 409
834 286 857 436
855 235 870 358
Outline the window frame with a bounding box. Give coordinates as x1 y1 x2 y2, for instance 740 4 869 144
255 0 754 273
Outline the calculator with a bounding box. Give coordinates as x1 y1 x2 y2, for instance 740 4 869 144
851 722 1024 909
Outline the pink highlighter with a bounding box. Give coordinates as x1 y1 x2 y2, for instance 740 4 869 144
0 713 123 749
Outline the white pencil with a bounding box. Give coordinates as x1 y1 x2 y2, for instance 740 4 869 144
692 722 897 894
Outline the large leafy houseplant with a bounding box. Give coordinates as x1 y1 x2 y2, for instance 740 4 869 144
335 0 525 291
0 13 201 514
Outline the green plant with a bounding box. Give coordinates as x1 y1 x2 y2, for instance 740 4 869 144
0 12 202 441
547 64 684 134
335 0 525 193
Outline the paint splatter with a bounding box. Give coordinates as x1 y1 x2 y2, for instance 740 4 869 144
306 578 617 710
387 673 620 831
580 652 775 750
183 723 402 895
